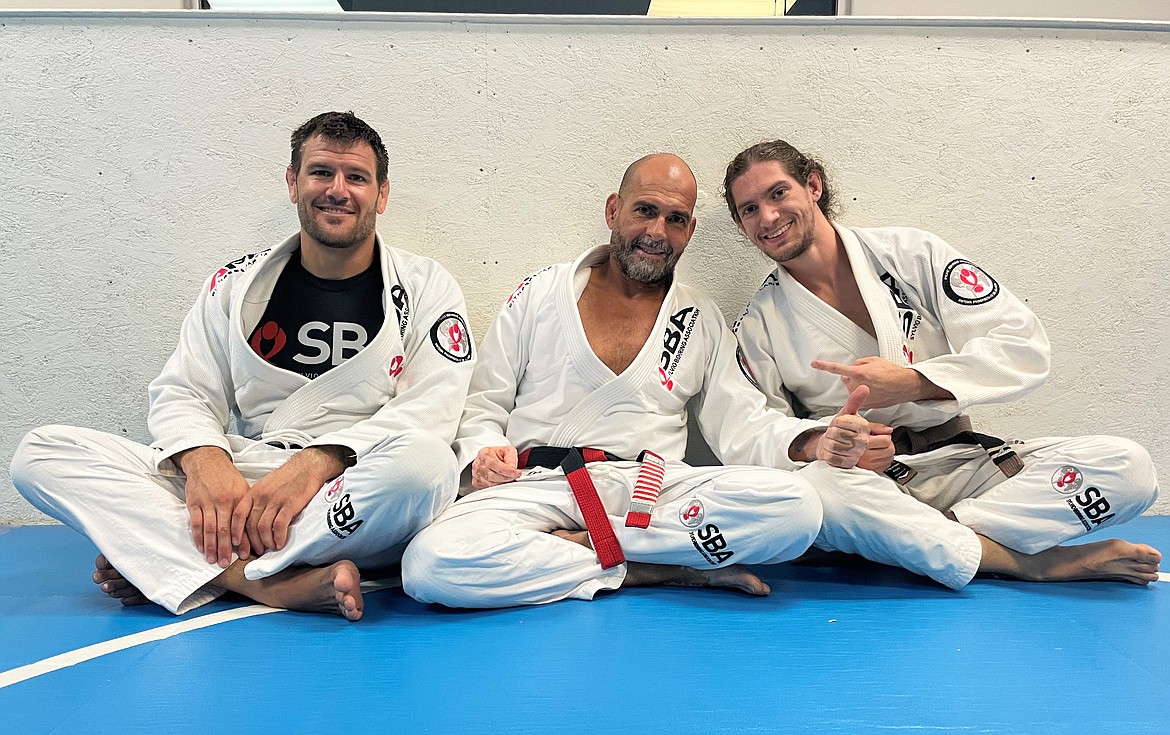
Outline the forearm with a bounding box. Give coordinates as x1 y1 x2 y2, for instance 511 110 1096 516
288 445 353 487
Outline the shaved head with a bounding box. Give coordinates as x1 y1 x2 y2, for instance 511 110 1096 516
617 153 698 205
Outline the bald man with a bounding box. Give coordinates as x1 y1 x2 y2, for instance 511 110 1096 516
402 154 877 609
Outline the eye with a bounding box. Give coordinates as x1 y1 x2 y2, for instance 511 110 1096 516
668 215 688 226
634 205 654 216
740 204 757 217
772 188 786 199
347 174 367 183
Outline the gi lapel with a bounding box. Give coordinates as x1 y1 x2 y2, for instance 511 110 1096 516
546 246 680 447
836 225 910 367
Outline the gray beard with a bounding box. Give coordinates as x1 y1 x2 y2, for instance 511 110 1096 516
610 233 679 285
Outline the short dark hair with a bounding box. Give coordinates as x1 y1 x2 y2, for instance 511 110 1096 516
722 140 836 223
290 111 389 185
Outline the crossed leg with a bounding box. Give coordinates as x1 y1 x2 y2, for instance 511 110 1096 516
550 530 771 596
93 554 365 620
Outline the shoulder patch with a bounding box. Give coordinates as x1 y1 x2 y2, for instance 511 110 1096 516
209 249 269 296
390 284 410 339
941 259 999 306
430 312 473 362
506 265 555 309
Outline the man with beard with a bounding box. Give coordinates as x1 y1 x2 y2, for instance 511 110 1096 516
402 153 877 609
12 112 475 619
725 139 1160 588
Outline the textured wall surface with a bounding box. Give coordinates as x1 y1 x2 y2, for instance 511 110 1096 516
1 13 1167 523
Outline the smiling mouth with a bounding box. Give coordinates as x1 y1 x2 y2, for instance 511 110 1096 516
317 205 354 215
762 222 792 242
633 239 670 257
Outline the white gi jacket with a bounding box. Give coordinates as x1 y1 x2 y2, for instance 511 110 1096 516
734 224 1050 430
148 233 475 473
455 246 823 471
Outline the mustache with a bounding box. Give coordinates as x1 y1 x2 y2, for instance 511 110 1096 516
630 235 669 252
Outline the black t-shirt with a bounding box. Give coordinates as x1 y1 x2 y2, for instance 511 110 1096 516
247 250 385 380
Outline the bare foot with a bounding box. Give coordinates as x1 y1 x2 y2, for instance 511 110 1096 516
624 562 771 596
216 560 365 620
92 554 151 606
981 536 1161 585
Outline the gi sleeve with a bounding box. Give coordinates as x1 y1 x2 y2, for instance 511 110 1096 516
903 230 1050 413
307 262 475 459
451 287 531 470
732 301 805 415
692 309 826 472
147 275 237 473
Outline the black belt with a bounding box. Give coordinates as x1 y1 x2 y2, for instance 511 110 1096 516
517 446 626 470
265 440 304 450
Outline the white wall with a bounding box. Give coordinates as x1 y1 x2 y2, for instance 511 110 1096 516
845 0 1170 22
1 12 1168 523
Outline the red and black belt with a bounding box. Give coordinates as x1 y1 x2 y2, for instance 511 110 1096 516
517 446 667 569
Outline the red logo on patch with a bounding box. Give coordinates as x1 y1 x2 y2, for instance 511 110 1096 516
448 322 465 355
959 268 985 294
388 355 404 378
325 478 343 502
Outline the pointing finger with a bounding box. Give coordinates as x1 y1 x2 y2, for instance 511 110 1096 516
811 360 853 377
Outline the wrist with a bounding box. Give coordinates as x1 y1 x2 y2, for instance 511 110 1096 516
910 369 955 402
175 446 232 476
789 429 824 463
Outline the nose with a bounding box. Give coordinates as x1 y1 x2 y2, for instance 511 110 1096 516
758 201 780 227
325 172 349 201
646 214 668 240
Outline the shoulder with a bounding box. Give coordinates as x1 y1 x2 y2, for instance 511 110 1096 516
503 262 562 310
206 247 274 299
846 225 943 253
385 246 459 288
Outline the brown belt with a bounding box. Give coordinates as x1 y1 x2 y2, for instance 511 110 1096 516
884 414 1023 485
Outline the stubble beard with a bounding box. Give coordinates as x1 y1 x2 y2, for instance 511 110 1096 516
609 232 680 285
766 223 815 265
299 197 377 250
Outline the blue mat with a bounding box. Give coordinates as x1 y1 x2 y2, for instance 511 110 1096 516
1 520 1167 734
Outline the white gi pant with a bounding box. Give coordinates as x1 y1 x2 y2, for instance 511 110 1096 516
402 462 822 609
10 425 458 614
801 435 1159 590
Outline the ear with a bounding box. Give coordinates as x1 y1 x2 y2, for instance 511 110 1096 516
806 170 824 203
604 193 620 228
686 215 698 241
286 165 298 204
376 179 390 215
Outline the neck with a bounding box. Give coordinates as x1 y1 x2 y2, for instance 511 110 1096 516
591 251 671 301
298 234 377 280
781 217 848 291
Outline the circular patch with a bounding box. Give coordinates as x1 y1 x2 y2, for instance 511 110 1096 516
1051 466 1083 495
941 259 1000 306
324 478 344 503
430 312 473 362
679 498 705 528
